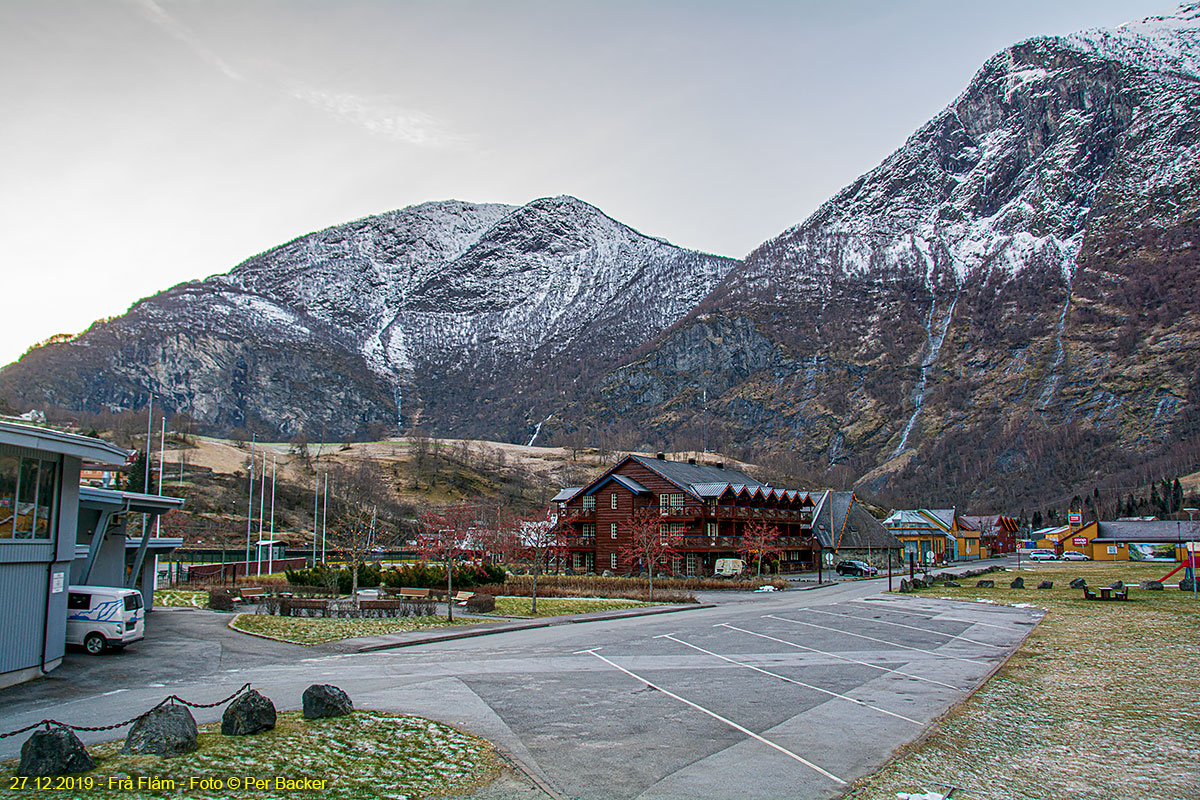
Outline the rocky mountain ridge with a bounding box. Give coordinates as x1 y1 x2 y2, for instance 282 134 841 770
0 196 736 442
553 4 1200 508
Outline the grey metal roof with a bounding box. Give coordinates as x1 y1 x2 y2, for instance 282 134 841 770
79 486 186 513
0 421 130 465
1095 520 1200 542
690 482 733 497
551 487 582 503
630 454 764 494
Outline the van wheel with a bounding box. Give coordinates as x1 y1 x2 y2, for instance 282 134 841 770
84 633 106 655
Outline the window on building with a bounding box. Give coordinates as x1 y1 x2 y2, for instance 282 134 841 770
583 495 595 512
611 493 618 509
1 454 58 541
706 521 718 539
659 493 684 511
610 552 617 569
610 522 618 539
582 522 596 538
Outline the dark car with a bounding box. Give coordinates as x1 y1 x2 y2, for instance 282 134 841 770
835 560 878 577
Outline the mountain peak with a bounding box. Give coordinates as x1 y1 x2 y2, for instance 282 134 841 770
1056 1 1200 78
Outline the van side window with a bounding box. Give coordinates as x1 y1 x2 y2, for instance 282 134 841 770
124 594 142 611
68 593 91 610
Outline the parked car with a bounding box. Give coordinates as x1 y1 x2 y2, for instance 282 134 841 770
66 585 144 654
1060 551 1091 561
1027 549 1058 561
835 560 879 577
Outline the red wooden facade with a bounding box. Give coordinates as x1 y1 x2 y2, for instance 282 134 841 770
552 454 817 576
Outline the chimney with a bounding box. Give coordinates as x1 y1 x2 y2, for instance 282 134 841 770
656 452 666 460
687 457 696 465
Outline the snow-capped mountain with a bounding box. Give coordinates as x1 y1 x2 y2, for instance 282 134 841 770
0 196 736 441
563 4 1200 507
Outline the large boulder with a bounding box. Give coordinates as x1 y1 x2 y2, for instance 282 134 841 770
1181 577 1196 592
1109 580 1125 591
944 580 961 587
18 727 95 776
976 580 994 588
1037 581 1054 589
1069 578 1087 589
1010 577 1025 589
221 690 277 736
1139 580 1164 591
897 579 909 593
302 684 353 719
123 705 198 757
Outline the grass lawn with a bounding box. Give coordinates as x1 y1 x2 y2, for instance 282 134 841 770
844 562 1200 800
487 596 656 618
154 589 208 608
1 711 497 800
229 614 473 645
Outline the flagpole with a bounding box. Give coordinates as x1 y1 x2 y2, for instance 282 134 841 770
268 455 276 575
245 439 254 579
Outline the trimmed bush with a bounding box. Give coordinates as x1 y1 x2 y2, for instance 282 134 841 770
208 589 236 611
465 593 496 613
380 563 506 590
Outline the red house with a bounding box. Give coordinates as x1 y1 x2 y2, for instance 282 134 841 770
551 453 817 576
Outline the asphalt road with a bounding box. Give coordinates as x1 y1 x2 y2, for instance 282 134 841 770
0 577 1041 800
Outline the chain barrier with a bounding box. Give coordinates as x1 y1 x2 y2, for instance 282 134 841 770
0 683 252 740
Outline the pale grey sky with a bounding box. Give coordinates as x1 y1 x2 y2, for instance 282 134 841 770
0 0 1171 366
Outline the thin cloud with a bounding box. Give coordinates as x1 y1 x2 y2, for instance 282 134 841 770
289 87 462 147
127 0 243 81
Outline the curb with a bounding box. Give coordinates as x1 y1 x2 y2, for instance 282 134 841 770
356 603 717 652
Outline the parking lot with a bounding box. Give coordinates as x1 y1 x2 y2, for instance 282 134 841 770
0 579 1040 799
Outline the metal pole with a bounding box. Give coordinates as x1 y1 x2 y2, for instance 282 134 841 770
245 444 254 577
888 548 892 592
257 450 266 576
321 473 328 564
142 394 152 544
312 464 320 568
268 455 276 575
155 415 165 537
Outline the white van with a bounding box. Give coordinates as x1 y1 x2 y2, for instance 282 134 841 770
714 558 745 577
66 586 144 654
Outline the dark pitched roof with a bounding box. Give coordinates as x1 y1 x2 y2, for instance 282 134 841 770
1095 520 1200 542
628 454 765 494
812 491 902 550
583 474 650 496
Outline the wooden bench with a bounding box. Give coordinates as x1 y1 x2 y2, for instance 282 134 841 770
238 588 267 603
1083 588 1097 600
396 587 431 599
452 591 475 605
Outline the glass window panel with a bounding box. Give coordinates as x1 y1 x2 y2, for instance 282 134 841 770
34 458 57 539
0 455 17 540
15 458 39 537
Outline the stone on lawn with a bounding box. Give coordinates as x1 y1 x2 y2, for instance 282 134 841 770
1069 578 1087 589
1037 581 1054 589
1109 580 1125 590
1009 577 1025 589
18 727 95 777
1139 580 1164 591
976 579 994 588
303 684 353 719
222 690 276 736
1181 577 1196 592
944 580 961 587
123 704 198 757
898 579 909 593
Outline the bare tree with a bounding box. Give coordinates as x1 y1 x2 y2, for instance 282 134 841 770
328 461 393 605
618 508 683 601
513 510 565 614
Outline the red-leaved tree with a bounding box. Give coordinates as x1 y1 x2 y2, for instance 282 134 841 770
738 518 784 577
619 508 683 600
416 503 477 622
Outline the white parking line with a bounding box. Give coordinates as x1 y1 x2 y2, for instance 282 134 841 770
658 634 919 725
581 648 846 785
849 600 1016 630
717 624 959 691
805 608 1005 648
763 615 990 664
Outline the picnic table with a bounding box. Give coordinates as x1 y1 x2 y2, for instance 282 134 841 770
1084 586 1128 601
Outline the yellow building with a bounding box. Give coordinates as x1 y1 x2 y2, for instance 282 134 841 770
882 508 979 563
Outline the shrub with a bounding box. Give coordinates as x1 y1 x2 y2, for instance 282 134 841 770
207 589 236 611
466 593 496 613
380 562 506 590
284 563 384 593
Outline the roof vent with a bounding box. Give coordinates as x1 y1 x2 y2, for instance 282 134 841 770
656 452 666 460
687 457 696 465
